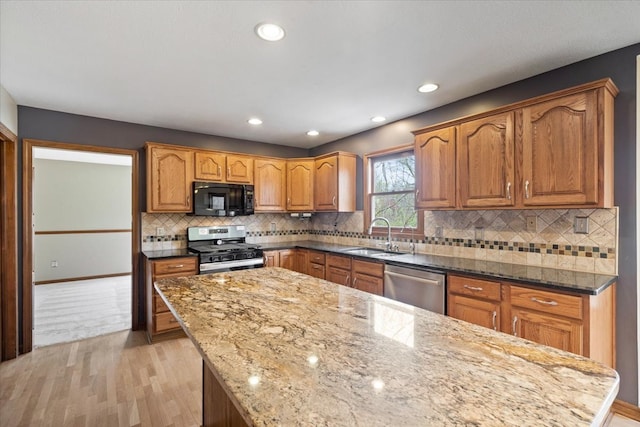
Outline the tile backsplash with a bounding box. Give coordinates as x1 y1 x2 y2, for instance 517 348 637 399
142 207 618 275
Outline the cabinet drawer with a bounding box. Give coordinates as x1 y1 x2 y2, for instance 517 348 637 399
154 293 170 314
448 275 501 301
153 257 198 276
352 259 383 278
308 262 325 279
327 254 351 270
308 251 326 265
154 311 182 333
510 285 583 320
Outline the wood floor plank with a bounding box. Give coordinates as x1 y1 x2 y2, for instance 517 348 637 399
0 331 201 427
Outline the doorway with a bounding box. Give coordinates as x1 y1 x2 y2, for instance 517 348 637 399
22 139 139 352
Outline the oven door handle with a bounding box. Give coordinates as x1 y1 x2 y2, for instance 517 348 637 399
200 257 264 273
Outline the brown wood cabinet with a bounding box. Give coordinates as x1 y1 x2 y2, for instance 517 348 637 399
415 126 457 209
263 249 296 270
255 158 287 212
351 259 384 296
293 249 308 274
314 152 356 212
326 254 352 287
286 159 314 211
447 273 616 367
457 112 515 208
145 256 197 343
194 150 225 181
413 79 617 210
146 143 194 212
225 154 253 184
307 250 326 279
447 275 501 331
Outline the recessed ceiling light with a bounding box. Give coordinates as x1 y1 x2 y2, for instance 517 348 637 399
371 116 386 123
255 23 286 42
248 118 263 125
418 83 439 93
307 130 319 136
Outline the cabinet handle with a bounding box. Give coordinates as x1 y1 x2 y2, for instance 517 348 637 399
353 277 358 286
415 189 420 201
345 275 350 286
287 197 291 205
169 318 179 323
218 165 221 175
228 167 231 176
524 180 530 199
512 316 518 336
530 297 558 306
332 196 336 206
506 182 511 200
463 284 483 291
492 311 497 331
168 264 184 269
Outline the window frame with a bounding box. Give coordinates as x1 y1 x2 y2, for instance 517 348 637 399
363 144 423 239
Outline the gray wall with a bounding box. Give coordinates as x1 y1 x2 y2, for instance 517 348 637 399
33 159 131 281
311 43 639 403
16 43 638 402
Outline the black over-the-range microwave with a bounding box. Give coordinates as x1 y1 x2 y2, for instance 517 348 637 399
191 181 255 216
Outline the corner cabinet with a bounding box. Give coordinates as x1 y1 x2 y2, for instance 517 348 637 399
254 158 287 212
413 78 618 210
314 152 356 212
146 142 194 212
145 256 198 343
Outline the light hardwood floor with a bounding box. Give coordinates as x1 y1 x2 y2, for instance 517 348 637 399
0 331 201 427
1 329 638 426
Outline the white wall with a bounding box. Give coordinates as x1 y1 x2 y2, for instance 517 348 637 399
33 158 132 281
0 84 18 135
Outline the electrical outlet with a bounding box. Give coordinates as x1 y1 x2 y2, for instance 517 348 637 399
156 227 165 236
434 226 443 238
51 260 58 268
270 222 276 232
474 227 484 241
526 216 537 232
574 216 589 234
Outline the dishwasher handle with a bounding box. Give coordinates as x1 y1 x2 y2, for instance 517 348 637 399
384 270 442 287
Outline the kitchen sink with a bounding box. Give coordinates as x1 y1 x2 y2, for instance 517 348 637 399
341 247 404 258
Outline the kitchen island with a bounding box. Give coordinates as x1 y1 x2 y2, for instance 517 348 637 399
156 267 619 426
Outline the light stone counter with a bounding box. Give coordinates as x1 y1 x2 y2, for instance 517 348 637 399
156 267 619 427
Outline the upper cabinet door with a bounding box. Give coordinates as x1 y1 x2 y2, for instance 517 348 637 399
286 160 314 211
458 112 515 208
415 126 456 209
314 156 338 211
520 91 598 207
226 155 254 184
254 158 287 212
194 151 225 181
146 144 193 212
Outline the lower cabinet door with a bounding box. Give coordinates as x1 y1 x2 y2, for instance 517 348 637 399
308 263 325 279
511 307 583 355
327 267 350 287
154 311 183 333
448 294 500 331
352 273 383 296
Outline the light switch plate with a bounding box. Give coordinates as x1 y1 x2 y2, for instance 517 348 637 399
574 216 589 234
474 227 484 241
156 227 165 236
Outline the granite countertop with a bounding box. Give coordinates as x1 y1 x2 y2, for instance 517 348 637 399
156 267 619 427
260 240 617 295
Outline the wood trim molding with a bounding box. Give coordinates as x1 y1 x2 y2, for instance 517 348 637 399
22 139 141 355
35 272 131 286
612 399 640 421
0 122 17 143
35 229 132 235
1 133 18 360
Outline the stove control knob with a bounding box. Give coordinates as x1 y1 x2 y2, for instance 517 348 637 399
216 239 223 245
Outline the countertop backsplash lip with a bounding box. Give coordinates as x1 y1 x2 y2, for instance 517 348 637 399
141 206 618 276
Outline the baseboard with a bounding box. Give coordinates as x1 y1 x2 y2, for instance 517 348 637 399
612 399 640 421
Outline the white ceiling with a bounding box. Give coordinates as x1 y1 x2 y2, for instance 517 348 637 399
1 1 639 149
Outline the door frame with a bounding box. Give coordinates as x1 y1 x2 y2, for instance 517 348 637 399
1 124 18 360
22 139 140 353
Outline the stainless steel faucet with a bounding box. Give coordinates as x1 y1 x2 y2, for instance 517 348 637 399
368 217 394 251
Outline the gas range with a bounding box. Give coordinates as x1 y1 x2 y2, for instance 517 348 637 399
187 226 264 274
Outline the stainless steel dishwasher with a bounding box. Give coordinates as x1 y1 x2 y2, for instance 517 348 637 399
383 264 446 314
